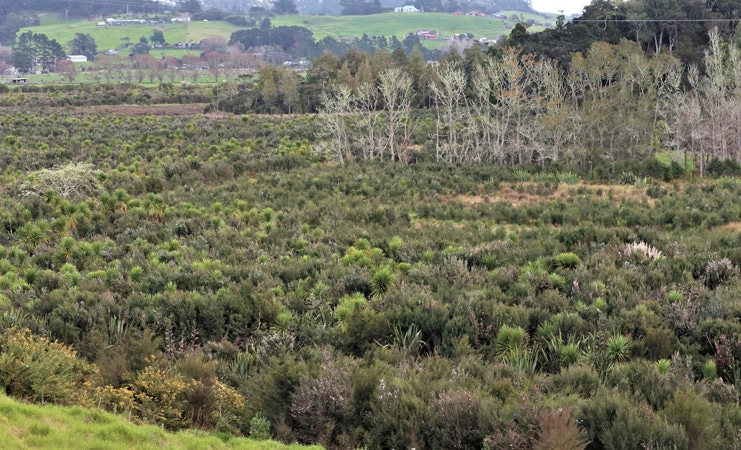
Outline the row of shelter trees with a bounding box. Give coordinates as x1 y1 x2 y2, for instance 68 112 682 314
315 30 741 176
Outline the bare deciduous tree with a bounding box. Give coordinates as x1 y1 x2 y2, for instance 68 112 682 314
378 68 414 162
56 59 77 83
317 85 354 164
353 82 386 161
666 29 741 176
430 64 467 163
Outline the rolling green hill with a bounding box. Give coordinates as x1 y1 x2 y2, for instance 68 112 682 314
271 11 547 42
0 393 320 450
21 16 238 55
19 11 554 55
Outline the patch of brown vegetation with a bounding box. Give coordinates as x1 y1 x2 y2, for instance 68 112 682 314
603 184 657 206
412 218 466 229
455 195 485 206
442 183 657 208
69 104 230 117
719 222 741 232
10 425 24 440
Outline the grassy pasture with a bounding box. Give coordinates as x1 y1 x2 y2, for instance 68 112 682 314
272 12 513 42
19 17 241 56
20 11 553 55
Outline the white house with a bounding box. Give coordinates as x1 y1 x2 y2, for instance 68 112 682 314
394 5 421 12
67 55 88 63
171 16 191 23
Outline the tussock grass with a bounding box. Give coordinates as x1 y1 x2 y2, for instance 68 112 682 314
0 393 321 450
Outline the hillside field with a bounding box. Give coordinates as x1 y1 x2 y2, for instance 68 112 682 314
22 16 237 56
20 11 552 55
271 11 552 45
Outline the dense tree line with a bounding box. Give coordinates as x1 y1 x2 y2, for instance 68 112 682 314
228 28 740 175
228 25 439 62
0 12 38 47
68 33 97 62
11 31 65 73
339 0 383 16
229 26 316 56
319 40 682 169
214 0 741 169
516 0 741 69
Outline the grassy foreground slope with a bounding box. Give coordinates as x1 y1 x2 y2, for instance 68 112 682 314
0 394 319 450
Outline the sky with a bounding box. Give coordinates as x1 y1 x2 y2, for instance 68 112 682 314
530 0 592 16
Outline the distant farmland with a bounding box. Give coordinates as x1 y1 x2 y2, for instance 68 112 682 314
21 14 241 55
20 11 553 54
271 11 552 47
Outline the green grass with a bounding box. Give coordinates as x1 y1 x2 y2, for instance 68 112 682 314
498 10 557 22
0 393 320 450
37 12 70 26
20 11 553 54
272 12 531 42
656 150 696 174
19 15 241 55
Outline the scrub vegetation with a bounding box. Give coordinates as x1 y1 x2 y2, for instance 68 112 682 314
0 103 738 448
